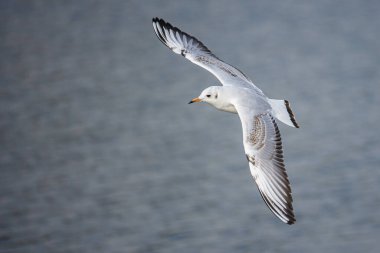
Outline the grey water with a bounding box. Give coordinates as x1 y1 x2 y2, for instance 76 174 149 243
1 1 380 252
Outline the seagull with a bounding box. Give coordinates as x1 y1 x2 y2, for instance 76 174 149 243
152 17 299 225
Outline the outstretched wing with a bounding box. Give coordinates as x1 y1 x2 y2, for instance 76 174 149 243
236 106 296 224
152 18 265 96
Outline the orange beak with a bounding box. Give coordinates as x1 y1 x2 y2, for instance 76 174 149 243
188 97 202 104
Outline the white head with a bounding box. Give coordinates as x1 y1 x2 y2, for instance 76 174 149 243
188 86 237 113
188 86 221 106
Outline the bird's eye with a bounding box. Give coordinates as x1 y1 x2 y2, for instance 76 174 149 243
206 94 211 98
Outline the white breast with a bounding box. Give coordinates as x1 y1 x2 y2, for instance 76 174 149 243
217 103 238 113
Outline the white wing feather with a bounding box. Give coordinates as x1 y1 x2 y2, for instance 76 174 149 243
152 18 265 96
236 105 296 224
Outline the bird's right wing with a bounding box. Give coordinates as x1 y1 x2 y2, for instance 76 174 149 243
236 105 296 224
152 18 265 96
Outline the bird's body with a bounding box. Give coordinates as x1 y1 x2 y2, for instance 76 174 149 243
152 18 299 224
203 86 271 114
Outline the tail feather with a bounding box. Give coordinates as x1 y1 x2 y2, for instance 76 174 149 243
268 99 299 128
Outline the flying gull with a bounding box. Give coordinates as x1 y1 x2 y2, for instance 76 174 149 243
152 17 299 224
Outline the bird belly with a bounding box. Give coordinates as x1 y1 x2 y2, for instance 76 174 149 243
217 103 238 113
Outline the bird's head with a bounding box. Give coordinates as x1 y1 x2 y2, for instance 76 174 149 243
188 86 220 105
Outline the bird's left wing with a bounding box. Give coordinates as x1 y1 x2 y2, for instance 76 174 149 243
235 105 296 224
152 18 265 96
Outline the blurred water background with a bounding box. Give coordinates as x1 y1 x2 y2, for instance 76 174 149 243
1 1 380 252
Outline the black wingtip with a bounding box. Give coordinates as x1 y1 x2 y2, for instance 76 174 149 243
152 17 167 26
152 17 168 46
152 17 165 27
284 100 300 128
286 217 296 225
